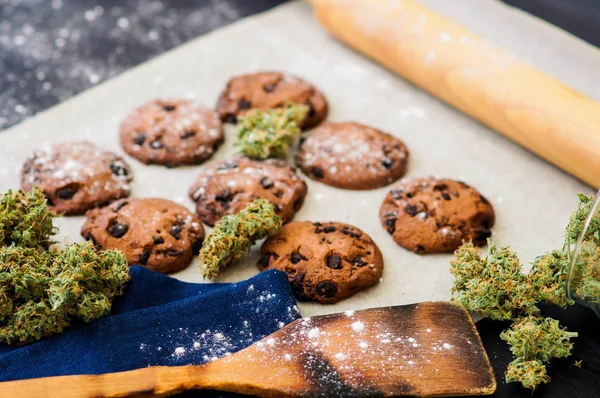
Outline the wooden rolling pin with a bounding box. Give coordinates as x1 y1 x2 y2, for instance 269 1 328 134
309 0 600 188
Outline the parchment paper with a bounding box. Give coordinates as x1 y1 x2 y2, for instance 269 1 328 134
0 0 597 318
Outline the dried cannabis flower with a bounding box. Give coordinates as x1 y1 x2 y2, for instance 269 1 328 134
505 359 550 390
0 242 130 345
235 103 308 159
200 198 282 279
500 316 577 363
450 240 537 321
0 187 130 345
528 251 574 308
0 187 57 250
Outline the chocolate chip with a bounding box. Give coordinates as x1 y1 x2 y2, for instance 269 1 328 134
351 256 368 267
258 252 278 268
153 236 164 245
273 204 281 214
442 192 451 201
260 177 273 189
223 113 237 124
405 192 414 198
326 255 342 270
381 157 394 169
57 186 77 200
163 105 176 112
150 140 163 149
192 239 203 254
341 227 361 238
110 163 129 177
316 281 338 298
313 222 323 227
384 217 397 233
167 249 184 257
273 190 284 199
391 189 403 200
405 204 418 216
323 226 336 233
139 249 151 265
433 183 448 192
299 136 307 145
291 252 307 264
475 228 492 241
482 212 493 229
238 99 252 110
306 102 316 118
169 225 182 239
315 227 323 233
108 221 129 238
217 161 238 171
215 189 233 202
416 245 425 253
311 166 324 179
180 130 196 139
293 198 303 211
292 272 306 296
480 194 490 205
113 201 128 212
133 133 146 145
263 83 276 92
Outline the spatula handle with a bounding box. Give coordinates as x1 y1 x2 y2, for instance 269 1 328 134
0 366 200 398
309 0 600 188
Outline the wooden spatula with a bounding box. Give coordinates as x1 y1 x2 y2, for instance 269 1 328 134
0 302 495 397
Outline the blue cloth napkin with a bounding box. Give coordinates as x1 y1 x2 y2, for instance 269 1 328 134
0 266 301 385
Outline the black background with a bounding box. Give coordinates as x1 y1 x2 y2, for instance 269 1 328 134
2 1 600 397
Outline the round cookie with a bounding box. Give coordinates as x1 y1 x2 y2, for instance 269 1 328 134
258 221 384 304
119 99 224 167
188 157 307 227
21 141 133 215
295 122 409 190
81 198 205 274
380 178 495 254
216 71 328 129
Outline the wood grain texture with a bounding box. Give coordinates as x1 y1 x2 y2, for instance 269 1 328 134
0 302 495 397
309 0 600 188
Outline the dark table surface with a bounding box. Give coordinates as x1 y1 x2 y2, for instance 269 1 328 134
2 1 600 397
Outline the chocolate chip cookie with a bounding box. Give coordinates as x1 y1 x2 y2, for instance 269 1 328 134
120 99 224 167
81 198 205 274
188 157 307 227
21 141 133 215
380 178 495 254
295 122 409 190
216 71 328 129
258 221 384 304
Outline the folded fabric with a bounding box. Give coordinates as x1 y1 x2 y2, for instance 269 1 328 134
0 266 301 384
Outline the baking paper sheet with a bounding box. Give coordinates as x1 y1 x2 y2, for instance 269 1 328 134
0 0 597 317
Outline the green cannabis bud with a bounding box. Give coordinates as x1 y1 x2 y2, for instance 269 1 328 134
235 104 308 159
0 242 129 345
200 198 282 279
505 359 550 390
500 316 577 363
528 251 574 308
0 187 57 250
450 240 537 320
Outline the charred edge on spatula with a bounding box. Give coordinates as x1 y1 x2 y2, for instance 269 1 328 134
298 349 367 397
425 302 496 390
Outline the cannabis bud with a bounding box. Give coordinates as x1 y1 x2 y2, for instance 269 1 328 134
0 242 130 345
500 316 577 363
0 188 130 345
200 198 282 279
234 103 308 159
450 240 537 321
0 187 57 250
505 359 550 390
